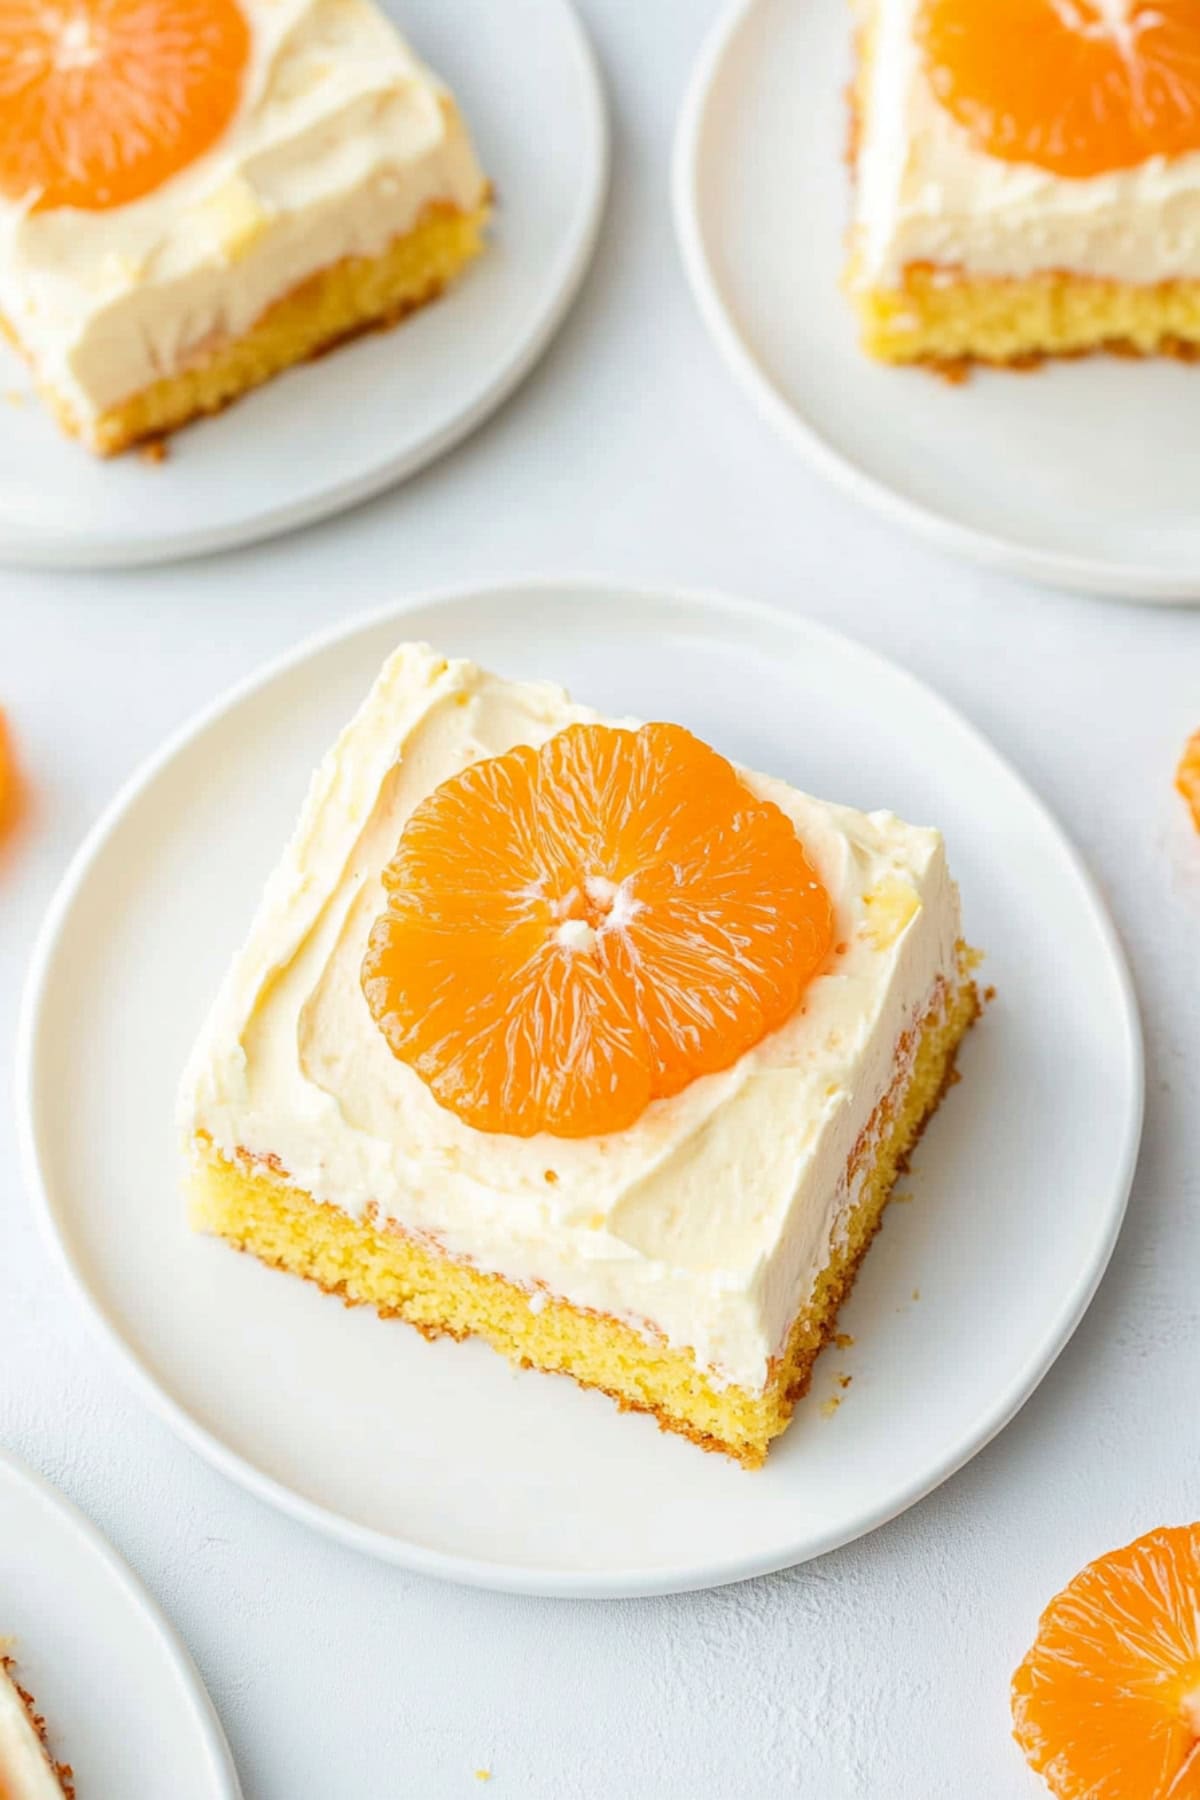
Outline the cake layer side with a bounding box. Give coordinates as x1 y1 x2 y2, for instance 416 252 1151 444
188 971 979 1468
45 201 487 454
849 263 1200 368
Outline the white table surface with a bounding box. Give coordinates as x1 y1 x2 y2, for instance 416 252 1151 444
2 4 1198 1795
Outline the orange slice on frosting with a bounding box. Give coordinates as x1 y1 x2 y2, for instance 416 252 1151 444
0 0 250 212
363 722 835 1139
917 0 1200 179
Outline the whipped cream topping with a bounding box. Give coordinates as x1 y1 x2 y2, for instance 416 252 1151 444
181 645 963 1392
0 1660 66 1800
852 0 1200 286
0 0 487 428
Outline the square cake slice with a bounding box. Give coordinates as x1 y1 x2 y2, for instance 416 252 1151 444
181 644 978 1467
847 0 1200 370
0 0 489 454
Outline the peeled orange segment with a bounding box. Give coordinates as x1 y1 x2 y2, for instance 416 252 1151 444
0 708 17 838
362 722 835 1139
917 0 1200 179
1012 1523 1200 1799
0 0 250 212
1177 731 1200 832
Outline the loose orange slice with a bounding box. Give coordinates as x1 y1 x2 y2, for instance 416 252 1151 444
1012 1523 1200 1798
0 0 250 212
0 708 17 840
1177 731 1200 832
362 722 835 1139
917 0 1200 179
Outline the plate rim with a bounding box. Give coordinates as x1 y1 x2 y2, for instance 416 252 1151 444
15 575 1145 1598
0 0 609 572
0 1449 243 1798
672 0 1200 605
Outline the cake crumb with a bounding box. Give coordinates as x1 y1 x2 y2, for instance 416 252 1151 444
543 1169 558 1184
474 1771 492 1783
983 984 997 1004
820 1396 841 1419
834 1333 855 1349
139 438 169 465
837 1373 853 1390
911 1287 921 1302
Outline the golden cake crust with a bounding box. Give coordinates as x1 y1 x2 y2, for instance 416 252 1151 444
1 1656 75 1800
188 969 979 1469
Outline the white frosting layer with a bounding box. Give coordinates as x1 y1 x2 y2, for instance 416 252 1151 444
852 0 1200 286
181 645 963 1393
0 1661 66 1800
0 0 487 429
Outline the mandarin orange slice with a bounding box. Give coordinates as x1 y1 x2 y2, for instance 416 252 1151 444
1012 1523 1200 1799
1177 731 1200 832
917 0 1200 179
0 0 250 212
362 722 835 1139
0 708 17 839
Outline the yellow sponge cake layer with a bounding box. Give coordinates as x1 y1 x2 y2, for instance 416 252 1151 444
189 971 978 1468
850 263 1200 370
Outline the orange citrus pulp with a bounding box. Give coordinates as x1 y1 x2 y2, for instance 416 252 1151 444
1012 1523 1200 1799
0 709 16 838
362 722 835 1139
0 0 250 212
917 0 1200 179
1177 731 1200 832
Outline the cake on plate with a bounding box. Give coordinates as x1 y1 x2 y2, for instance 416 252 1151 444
181 644 979 1467
0 0 489 454
0 1650 74 1800
847 0 1200 369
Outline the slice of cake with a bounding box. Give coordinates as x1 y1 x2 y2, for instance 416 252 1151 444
847 0 1200 369
0 1650 74 1800
0 0 489 454
181 644 978 1467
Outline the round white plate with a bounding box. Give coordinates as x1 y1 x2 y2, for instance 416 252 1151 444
18 579 1143 1598
0 0 606 570
0 1450 240 1798
675 0 1200 602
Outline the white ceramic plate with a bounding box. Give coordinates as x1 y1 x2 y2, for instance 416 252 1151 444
675 0 1200 602
17 579 1143 1598
0 1451 240 1798
0 0 606 570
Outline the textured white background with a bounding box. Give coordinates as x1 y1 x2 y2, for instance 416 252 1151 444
2 3 1199 1795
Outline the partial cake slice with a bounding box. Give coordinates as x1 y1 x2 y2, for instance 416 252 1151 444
181 643 978 1467
847 0 1200 369
0 0 489 454
0 1651 74 1800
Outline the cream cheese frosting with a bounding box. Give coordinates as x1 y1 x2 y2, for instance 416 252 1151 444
0 1658 67 1800
852 0 1200 287
180 644 963 1393
0 0 487 426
